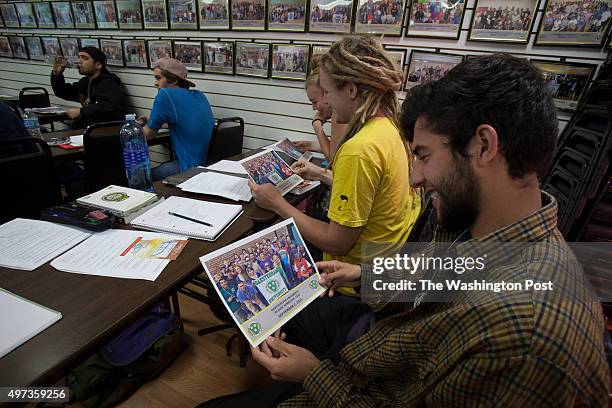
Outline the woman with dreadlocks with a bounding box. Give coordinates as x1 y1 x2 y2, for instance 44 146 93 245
249 35 421 271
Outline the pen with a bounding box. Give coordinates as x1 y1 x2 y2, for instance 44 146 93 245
168 211 214 227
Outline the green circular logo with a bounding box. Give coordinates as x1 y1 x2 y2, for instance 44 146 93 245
309 280 319 290
248 322 261 336
101 192 129 202
266 279 279 293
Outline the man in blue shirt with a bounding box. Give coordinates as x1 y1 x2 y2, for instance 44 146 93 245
138 57 215 181
235 281 264 317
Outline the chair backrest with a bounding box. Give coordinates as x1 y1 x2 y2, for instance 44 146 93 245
0 137 62 223
19 87 51 109
83 121 128 193
207 117 245 165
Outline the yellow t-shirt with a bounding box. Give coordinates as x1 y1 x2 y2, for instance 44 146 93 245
325 116 421 265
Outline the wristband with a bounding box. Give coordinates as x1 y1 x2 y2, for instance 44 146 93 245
311 118 325 127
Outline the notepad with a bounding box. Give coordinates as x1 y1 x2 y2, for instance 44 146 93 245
77 185 159 217
0 289 62 358
130 196 243 241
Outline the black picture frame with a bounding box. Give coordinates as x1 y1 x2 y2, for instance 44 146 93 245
79 37 101 48
531 59 597 111
0 4 21 28
168 0 198 29
173 40 203 71
353 0 406 35
267 0 307 31
93 0 119 29
203 41 234 74
198 0 229 29
307 0 354 33
467 0 539 44
33 2 56 28
71 1 97 29
270 43 310 80
231 0 266 30
9 36 29 59
142 0 169 28
235 42 270 78
52 1 76 28
116 0 143 29
147 39 173 66
99 38 125 66
535 0 612 47
25 36 45 61
405 0 466 39
15 2 38 28
59 37 80 64
123 39 148 68
0 36 14 57
404 50 464 90
42 37 63 61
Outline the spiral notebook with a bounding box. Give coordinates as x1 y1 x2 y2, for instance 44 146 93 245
130 196 243 241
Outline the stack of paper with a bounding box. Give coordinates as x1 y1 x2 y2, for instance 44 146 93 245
0 218 92 271
206 160 248 175
178 172 252 202
50 229 180 280
0 289 62 358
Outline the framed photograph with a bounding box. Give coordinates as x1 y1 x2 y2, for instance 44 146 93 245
235 42 269 78
123 39 148 68
33 2 56 28
468 0 539 43
59 37 80 64
0 36 13 58
308 0 354 32
173 40 202 71
268 0 307 31
231 0 266 30
405 51 463 90
71 1 97 28
385 48 406 71
15 3 38 28
116 0 143 29
9 36 28 59
271 44 309 80
168 0 198 29
198 0 229 29
203 41 234 74
532 60 596 111
99 39 124 66
148 39 173 66
80 37 100 48
0 11 3 28
52 1 75 28
25 36 45 61
535 0 612 46
142 0 169 28
0 4 20 27
200 219 325 347
311 44 330 55
354 0 406 35
406 0 466 38
93 0 119 28
42 37 63 63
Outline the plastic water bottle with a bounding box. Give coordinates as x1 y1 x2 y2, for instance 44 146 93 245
22 109 42 138
120 113 153 192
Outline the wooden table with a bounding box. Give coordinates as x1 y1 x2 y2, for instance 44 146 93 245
0 183 254 387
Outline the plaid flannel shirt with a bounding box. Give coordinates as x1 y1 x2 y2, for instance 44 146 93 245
280 192 610 407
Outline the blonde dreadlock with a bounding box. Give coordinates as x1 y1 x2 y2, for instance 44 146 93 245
319 35 403 149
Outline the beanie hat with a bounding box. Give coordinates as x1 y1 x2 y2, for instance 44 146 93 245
79 46 107 66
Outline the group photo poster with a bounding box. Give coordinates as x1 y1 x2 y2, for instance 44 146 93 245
468 0 539 43
200 218 325 347
532 60 596 111
240 149 303 195
354 0 405 35
198 0 230 29
406 0 466 38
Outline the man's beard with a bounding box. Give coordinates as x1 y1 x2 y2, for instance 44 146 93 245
434 156 480 232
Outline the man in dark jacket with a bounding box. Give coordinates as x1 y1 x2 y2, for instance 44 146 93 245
51 46 128 129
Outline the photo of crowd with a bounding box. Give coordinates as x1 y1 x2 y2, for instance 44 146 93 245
174 41 202 70
405 52 463 89
309 0 354 31
232 0 266 28
268 0 306 30
541 0 612 33
407 0 465 37
16 3 37 28
473 1 534 31
100 39 124 66
204 222 316 324
169 0 198 28
33 2 56 28
355 0 404 33
204 42 234 74
240 150 303 196
117 0 143 28
235 43 269 77
142 0 168 27
124 40 148 68
72 1 96 28
9 36 28 59
42 37 62 59
148 40 173 66
80 38 100 48
0 37 13 58
59 38 80 63
1 4 20 27
52 2 74 28
199 0 230 28
25 37 44 60
94 0 119 28
271 45 309 79
533 61 595 110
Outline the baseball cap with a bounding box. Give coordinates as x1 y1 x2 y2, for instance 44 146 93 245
79 46 107 66
153 57 195 88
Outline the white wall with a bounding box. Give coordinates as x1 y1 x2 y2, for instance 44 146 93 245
1 0 610 165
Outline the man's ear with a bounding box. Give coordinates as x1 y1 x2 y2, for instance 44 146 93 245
95 61 103 71
347 82 359 101
473 124 499 167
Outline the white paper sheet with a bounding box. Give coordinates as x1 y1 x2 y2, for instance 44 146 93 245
0 289 62 358
178 172 252 202
69 135 84 146
0 219 92 271
50 229 183 280
206 160 248 175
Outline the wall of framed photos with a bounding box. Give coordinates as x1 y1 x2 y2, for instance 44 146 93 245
0 0 610 162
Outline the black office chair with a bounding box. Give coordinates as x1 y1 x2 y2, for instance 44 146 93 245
206 117 245 165
0 137 62 223
83 121 128 193
19 87 51 109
